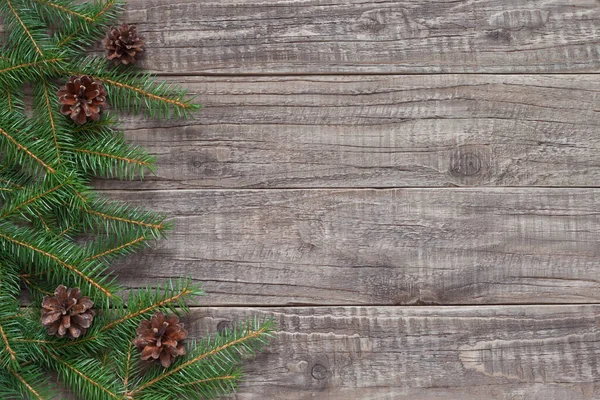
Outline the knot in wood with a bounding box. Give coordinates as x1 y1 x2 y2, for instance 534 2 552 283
311 364 328 380
451 152 481 176
217 320 233 333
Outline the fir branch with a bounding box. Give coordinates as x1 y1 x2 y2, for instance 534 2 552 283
0 325 17 362
32 207 53 232
80 197 169 238
130 320 273 397
0 223 118 303
0 175 73 220
71 57 201 118
6 85 13 112
0 126 56 173
56 280 201 351
4 0 45 57
39 82 63 164
72 128 155 180
32 0 94 22
8 368 46 400
122 343 134 389
19 274 53 296
84 235 146 262
0 57 64 77
55 0 122 49
87 209 165 230
104 287 196 332
45 351 121 400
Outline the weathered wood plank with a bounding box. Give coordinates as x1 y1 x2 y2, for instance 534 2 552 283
105 188 600 305
54 305 600 399
102 0 600 74
186 306 600 399
96 74 600 190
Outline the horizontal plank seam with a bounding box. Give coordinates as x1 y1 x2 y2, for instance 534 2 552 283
18 303 600 309
95 187 600 193
146 72 600 77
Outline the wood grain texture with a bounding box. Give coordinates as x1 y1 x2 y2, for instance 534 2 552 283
105 188 600 306
102 0 600 74
189 305 600 399
95 74 600 190
54 305 600 399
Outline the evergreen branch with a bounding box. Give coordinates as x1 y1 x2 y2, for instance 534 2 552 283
6 85 13 112
41 82 62 163
56 280 201 351
104 288 194 332
130 324 270 396
0 57 63 76
5 0 44 56
75 148 151 167
9 369 46 400
0 127 56 173
33 0 94 21
45 351 120 399
70 121 154 179
32 207 52 232
20 273 53 296
0 165 30 190
0 179 69 219
123 344 133 389
100 77 192 110
0 226 116 301
56 0 121 48
0 325 17 362
57 225 72 236
71 57 201 118
85 236 146 262
13 339 52 344
86 207 166 231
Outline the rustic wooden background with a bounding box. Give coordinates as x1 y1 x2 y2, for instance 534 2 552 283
101 0 600 398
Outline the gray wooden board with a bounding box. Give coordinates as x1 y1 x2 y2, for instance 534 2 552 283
194 305 600 399
56 305 598 400
104 0 600 74
104 188 600 306
54 305 600 399
95 74 600 190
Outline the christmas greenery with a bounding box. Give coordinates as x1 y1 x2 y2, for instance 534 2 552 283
0 0 273 399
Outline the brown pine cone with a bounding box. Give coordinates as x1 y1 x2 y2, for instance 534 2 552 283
41 285 95 339
102 23 144 66
57 75 107 124
133 311 188 368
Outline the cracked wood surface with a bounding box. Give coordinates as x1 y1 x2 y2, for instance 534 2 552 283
104 188 600 306
110 0 600 74
95 74 600 189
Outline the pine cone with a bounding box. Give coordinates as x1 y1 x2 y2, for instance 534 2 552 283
57 75 107 124
133 312 188 368
41 285 95 339
102 23 144 65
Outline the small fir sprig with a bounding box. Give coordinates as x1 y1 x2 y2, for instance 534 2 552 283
0 0 272 398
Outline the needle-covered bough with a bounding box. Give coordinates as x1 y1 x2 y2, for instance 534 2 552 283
0 1 273 398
